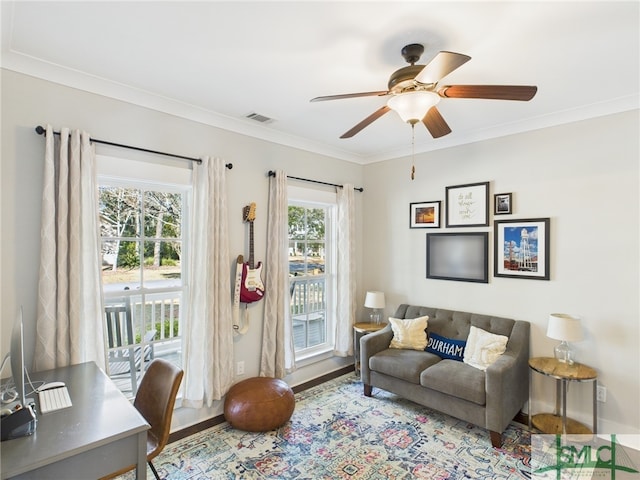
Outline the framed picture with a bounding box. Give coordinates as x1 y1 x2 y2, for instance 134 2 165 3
426 232 489 283
410 201 441 228
494 218 550 280
494 193 512 215
445 181 490 227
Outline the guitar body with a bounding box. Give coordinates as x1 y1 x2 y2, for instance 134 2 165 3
240 261 264 303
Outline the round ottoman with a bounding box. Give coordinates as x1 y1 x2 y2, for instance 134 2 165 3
224 377 295 432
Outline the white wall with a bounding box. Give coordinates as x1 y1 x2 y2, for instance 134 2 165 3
361 110 640 436
1 69 361 427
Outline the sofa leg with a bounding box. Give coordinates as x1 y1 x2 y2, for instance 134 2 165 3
489 430 502 448
363 384 372 397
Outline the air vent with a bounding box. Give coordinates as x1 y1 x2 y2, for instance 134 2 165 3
245 112 275 124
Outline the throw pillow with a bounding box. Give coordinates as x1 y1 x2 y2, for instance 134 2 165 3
425 333 466 361
388 316 429 350
463 326 509 371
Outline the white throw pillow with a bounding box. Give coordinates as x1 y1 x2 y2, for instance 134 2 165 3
388 316 429 350
463 326 509 371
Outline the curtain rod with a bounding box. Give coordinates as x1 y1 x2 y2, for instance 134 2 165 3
267 170 363 192
35 125 232 169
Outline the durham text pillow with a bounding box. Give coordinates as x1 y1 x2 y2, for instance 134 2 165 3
425 333 466 361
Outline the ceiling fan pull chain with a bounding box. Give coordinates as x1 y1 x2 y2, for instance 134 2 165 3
410 124 416 180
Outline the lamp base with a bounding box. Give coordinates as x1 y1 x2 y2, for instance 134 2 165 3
554 341 575 365
369 310 382 325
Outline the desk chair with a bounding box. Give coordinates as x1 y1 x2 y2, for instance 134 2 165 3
105 297 155 395
100 358 184 480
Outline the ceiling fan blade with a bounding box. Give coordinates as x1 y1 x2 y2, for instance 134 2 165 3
310 91 389 102
414 51 471 85
438 85 538 101
422 106 452 138
340 105 391 138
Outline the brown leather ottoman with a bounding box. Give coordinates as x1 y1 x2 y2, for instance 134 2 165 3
223 377 295 432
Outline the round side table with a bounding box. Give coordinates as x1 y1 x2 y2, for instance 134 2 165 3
353 322 385 376
528 357 598 435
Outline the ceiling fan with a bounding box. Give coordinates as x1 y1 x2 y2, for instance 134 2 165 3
311 44 537 139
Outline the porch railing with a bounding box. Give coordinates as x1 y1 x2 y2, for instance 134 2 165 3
290 278 326 350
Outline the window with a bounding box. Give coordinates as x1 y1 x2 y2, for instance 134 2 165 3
98 177 189 397
288 187 336 359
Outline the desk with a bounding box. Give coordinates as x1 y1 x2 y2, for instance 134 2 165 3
353 322 385 376
528 357 597 435
1 362 149 479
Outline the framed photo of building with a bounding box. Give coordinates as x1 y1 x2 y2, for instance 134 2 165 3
445 181 490 227
410 201 441 228
494 193 512 215
426 232 489 283
494 218 550 280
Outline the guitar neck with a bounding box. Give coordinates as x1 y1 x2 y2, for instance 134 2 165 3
248 221 255 268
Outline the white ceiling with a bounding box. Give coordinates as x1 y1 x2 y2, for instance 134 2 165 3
2 1 638 164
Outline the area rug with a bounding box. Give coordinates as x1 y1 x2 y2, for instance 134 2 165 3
121 373 531 479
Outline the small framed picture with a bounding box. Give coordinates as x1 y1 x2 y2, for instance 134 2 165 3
445 181 490 227
494 193 512 215
410 201 441 228
494 218 550 280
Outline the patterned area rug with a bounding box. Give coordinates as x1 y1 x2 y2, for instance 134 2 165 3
121 373 531 479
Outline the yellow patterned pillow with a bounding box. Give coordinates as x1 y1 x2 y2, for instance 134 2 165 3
388 316 429 350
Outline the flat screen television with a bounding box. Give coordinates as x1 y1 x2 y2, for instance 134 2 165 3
426 232 489 283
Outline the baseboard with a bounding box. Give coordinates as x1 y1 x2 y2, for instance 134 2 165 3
291 364 354 394
168 364 355 443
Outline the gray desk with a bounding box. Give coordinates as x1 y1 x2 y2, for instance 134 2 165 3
1 361 149 479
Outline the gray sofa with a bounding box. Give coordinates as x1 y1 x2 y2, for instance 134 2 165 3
360 304 530 447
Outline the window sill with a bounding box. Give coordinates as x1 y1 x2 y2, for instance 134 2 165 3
295 348 335 367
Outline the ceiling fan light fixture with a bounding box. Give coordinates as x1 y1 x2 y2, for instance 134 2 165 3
387 91 440 124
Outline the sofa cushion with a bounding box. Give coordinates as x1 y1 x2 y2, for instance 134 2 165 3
463 326 509 371
425 333 466 361
420 359 486 405
388 316 429 350
369 349 440 384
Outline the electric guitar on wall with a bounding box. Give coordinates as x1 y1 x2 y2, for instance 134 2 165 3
240 203 264 303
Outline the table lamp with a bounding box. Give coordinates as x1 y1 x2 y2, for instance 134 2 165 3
546 313 583 365
364 291 385 325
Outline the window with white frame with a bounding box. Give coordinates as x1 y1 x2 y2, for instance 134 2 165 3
288 186 337 359
97 156 190 398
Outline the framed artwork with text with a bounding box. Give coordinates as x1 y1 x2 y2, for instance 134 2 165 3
445 181 490 227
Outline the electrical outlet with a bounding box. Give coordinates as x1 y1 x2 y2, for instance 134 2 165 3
236 361 245 376
596 385 606 402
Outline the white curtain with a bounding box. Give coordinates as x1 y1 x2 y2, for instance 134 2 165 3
34 125 105 371
334 184 356 356
260 170 295 377
182 157 234 408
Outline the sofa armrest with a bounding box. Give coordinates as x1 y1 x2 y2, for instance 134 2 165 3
359 325 393 386
485 320 530 433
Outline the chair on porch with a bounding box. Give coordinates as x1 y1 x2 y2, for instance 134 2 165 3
105 295 155 395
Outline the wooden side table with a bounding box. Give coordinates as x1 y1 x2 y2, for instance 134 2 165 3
353 322 385 376
528 357 598 435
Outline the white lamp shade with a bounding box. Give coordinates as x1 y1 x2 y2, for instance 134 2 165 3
387 91 440 123
364 291 385 309
546 313 583 342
